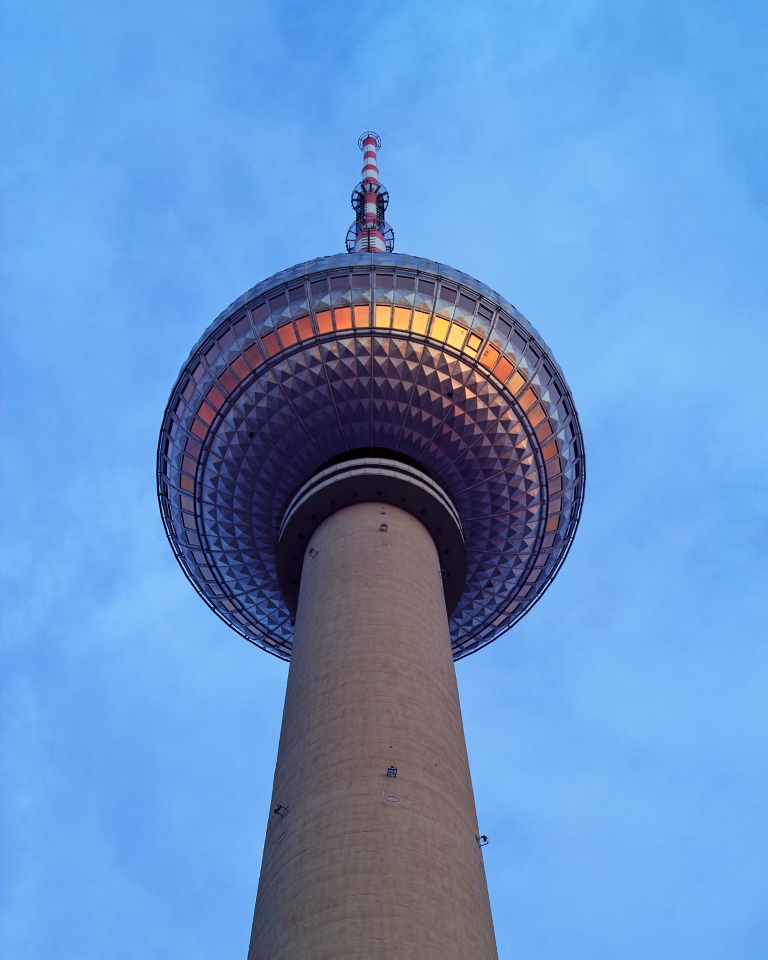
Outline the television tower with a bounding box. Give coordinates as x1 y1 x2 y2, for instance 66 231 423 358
158 133 585 959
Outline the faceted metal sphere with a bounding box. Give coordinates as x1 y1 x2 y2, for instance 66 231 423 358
157 252 585 660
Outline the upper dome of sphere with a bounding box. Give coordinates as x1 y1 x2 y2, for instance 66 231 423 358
157 251 585 660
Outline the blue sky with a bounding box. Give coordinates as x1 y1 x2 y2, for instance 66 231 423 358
2 0 766 957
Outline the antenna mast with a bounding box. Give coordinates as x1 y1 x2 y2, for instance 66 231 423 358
346 131 395 253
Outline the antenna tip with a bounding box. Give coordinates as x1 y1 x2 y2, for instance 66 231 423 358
358 131 382 151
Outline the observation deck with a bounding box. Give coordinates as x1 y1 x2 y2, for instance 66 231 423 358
157 252 585 660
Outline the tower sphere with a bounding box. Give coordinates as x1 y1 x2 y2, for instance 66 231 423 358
157 252 585 660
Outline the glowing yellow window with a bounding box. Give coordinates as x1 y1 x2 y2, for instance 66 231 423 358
447 324 467 348
276 322 297 348
519 387 538 411
375 305 392 328
411 310 430 334
430 316 450 341
542 440 559 461
353 305 370 327
261 331 280 357
393 306 410 330
295 315 313 340
332 307 351 330
507 370 525 394
464 333 482 357
480 345 499 369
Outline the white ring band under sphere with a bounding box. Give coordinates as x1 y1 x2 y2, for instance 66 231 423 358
277 456 466 615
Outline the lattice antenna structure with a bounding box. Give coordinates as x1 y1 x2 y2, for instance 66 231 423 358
346 131 395 254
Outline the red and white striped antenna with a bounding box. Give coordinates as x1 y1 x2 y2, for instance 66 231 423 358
346 132 395 253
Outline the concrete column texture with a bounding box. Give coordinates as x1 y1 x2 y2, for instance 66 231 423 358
247 501 498 960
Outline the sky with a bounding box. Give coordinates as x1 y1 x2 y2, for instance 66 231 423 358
1 0 767 958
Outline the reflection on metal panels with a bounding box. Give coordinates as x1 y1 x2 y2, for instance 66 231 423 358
157 252 585 660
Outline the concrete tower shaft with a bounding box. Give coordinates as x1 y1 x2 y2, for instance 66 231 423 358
248 502 498 960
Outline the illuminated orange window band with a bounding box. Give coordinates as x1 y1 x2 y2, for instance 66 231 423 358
176 303 566 498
